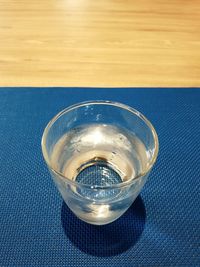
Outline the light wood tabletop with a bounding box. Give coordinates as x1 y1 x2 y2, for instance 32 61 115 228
0 0 200 87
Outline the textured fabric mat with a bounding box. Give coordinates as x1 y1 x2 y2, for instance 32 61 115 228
0 88 199 266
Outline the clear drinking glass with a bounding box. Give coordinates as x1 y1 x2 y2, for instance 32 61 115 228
41 101 159 225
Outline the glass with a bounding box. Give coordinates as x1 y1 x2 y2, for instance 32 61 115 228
41 101 159 225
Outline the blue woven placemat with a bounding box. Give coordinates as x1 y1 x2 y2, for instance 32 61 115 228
0 88 199 266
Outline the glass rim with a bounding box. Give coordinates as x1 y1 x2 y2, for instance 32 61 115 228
41 100 159 189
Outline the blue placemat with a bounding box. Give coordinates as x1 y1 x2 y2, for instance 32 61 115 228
0 88 199 267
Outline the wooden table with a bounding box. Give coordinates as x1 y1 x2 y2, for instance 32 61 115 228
0 0 200 87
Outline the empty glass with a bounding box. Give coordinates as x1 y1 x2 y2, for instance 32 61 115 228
41 101 159 225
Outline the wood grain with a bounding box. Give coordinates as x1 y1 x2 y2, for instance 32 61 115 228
0 0 200 87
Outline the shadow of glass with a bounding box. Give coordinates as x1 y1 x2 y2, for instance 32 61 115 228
61 196 146 257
